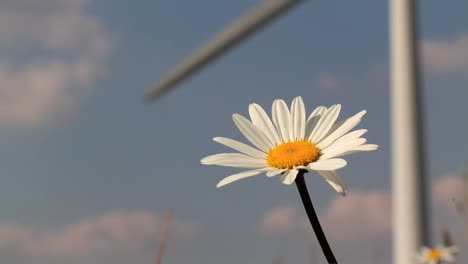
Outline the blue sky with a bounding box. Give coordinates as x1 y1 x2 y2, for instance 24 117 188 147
0 0 467 263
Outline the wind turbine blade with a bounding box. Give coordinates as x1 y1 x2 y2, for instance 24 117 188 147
145 0 302 102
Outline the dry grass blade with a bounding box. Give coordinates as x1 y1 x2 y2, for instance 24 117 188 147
463 168 468 217
273 256 284 264
463 168 468 260
155 208 173 264
442 229 453 247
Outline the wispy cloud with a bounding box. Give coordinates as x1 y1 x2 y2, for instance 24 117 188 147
315 71 341 89
322 190 391 238
422 33 468 74
0 0 112 126
0 209 200 257
257 175 465 263
312 63 388 92
258 174 464 237
433 174 464 206
257 190 391 239
258 204 296 234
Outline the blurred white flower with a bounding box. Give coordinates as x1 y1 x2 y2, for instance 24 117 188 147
417 245 458 264
201 96 377 194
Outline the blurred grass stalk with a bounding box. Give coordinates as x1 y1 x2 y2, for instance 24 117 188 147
273 256 284 264
155 208 173 264
463 168 468 259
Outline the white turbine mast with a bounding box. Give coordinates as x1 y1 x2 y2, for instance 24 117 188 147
390 0 429 263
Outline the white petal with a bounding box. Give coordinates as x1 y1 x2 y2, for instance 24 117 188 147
309 104 341 143
320 138 367 160
272 99 293 142
323 119 345 138
213 137 266 159
418 247 430 258
305 106 326 139
201 153 267 168
318 170 347 195
307 158 347 171
249 103 281 144
266 169 285 177
417 248 431 263
441 253 455 262
419 246 431 253
216 169 264 187
233 114 273 152
357 144 378 150
334 144 379 157
280 169 298 185
441 247 457 262
447 245 459 254
417 256 427 263
320 111 365 140
317 110 366 149
291 96 306 140
333 129 368 144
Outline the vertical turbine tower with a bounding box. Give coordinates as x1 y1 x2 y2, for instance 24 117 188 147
390 0 429 263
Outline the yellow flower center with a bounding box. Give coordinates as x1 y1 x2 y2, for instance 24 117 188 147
267 140 320 169
427 249 442 260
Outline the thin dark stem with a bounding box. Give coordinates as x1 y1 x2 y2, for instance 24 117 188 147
295 170 338 264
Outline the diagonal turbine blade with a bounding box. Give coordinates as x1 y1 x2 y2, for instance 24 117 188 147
145 0 302 102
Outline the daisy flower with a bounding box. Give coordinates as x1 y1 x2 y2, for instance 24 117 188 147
201 96 377 194
418 245 458 264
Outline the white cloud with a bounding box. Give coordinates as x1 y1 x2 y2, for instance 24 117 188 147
0 0 111 125
321 190 391 238
258 175 465 238
433 174 464 207
422 33 468 74
313 64 388 92
257 175 467 264
0 209 200 257
258 204 296 234
316 71 340 89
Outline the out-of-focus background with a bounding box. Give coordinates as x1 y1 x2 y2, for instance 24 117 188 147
0 0 466 263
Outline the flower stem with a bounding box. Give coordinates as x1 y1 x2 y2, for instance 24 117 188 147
295 170 338 264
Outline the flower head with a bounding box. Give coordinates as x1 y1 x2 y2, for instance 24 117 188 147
418 245 458 264
201 96 378 194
